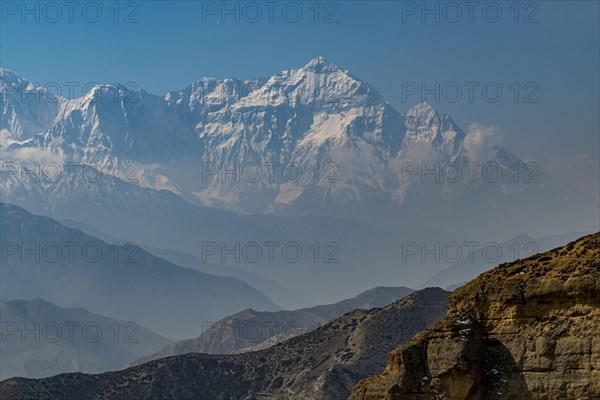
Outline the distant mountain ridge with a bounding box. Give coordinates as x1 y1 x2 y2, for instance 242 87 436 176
0 203 279 339
0 288 450 399
421 231 591 290
130 286 414 365
0 298 168 380
58 218 312 309
0 167 466 301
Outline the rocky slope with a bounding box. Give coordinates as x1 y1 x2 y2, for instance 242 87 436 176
130 286 414 365
349 232 600 400
0 288 449 400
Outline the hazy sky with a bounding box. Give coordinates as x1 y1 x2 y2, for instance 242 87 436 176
1 1 598 165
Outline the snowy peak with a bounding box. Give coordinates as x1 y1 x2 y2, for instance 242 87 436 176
302 56 343 74
0 68 26 86
0 69 66 108
1 69 62 140
0 58 526 219
0 68 59 101
402 102 464 156
166 77 267 115
233 57 383 110
406 102 437 118
84 82 141 102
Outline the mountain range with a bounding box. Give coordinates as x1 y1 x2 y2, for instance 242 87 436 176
0 203 279 339
130 286 414 365
2 58 597 240
0 165 464 302
2 233 597 399
57 218 312 310
0 288 451 399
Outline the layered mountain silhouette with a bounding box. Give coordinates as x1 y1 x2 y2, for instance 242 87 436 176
0 165 466 300
130 286 414 366
58 218 311 310
0 203 279 339
0 298 168 380
0 288 450 399
3 234 597 399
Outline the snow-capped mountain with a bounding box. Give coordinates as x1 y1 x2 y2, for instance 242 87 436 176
1 58 596 237
1 69 59 140
0 58 459 206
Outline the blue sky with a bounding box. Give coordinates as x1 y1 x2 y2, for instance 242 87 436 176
1 0 599 164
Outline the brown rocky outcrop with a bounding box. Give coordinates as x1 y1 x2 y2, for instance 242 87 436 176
349 232 600 400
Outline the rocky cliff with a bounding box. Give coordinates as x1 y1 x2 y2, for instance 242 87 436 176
349 232 600 400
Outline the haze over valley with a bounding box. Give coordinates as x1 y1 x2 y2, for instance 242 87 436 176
1 1 598 398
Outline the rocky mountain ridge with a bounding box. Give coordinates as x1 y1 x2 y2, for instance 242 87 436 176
0 288 450 399
130 286 414 365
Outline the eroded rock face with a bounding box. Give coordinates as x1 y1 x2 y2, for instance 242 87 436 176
350 233 600 400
